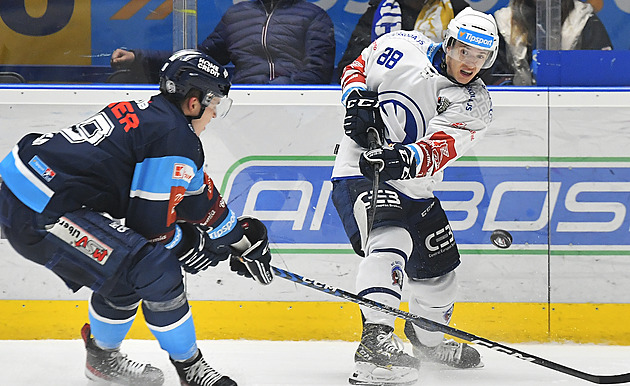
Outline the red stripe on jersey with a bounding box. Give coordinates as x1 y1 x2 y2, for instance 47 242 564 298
198 172 228 227
166 186 186 226
341 56 367 89
414 142 432 177
417 131 458 176
204 172 214 200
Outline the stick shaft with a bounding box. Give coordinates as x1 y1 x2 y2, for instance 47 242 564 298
366 128 381 234
271 265 630 384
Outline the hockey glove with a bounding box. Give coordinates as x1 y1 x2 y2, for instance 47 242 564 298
344 89 385 148
229 217 273 284
174 223 234 274
359 144 417 181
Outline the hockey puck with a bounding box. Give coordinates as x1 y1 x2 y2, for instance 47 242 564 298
490 229 512 249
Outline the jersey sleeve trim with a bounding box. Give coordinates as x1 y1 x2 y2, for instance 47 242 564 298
164 223 183 249
0 146 54 213
184 166 205 196
206 208 237 240
130 156 197 199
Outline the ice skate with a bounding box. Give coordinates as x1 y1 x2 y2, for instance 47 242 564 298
404 320 482 368
171 349 236 386
81 323 164 385
349 323 420 386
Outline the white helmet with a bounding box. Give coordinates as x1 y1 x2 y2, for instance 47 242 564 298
443 7 499 69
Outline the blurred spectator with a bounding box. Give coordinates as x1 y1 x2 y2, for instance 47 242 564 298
336 0 469 80
490 0 612 85
111 0 335 84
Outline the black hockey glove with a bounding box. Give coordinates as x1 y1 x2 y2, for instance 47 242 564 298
229 217 273 285
174 223 234 274
344 89 385 148
359 144 418 181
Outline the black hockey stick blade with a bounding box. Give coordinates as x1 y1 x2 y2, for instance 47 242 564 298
271 265 630 384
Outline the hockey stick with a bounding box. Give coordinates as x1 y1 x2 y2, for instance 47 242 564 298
366 127 381 235
271 265 630 384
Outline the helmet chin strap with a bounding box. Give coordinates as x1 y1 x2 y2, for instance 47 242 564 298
192 105 206 120
182 98 207 122
181 106 206 124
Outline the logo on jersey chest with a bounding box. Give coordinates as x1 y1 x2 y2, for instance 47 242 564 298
379 91 427 143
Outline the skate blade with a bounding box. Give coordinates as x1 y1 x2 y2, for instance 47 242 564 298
419 359 485 371
85 367 114 384
348 362 419 386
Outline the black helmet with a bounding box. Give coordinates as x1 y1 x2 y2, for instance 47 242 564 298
159 50 232 116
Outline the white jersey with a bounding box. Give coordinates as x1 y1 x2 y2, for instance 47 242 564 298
332 30 493 199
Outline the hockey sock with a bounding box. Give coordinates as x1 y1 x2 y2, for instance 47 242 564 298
88 305 136 350
147 309 198 361
407 270 457 347
88 292 139 350
356 226 412 325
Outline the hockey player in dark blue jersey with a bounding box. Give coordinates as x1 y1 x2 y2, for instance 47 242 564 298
0 50 272 386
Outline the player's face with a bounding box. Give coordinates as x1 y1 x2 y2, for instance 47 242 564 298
201 93 232 119
191 102 216 136
445 41 489 84
191 95 232 136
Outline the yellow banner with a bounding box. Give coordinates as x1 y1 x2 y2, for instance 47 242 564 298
0 0 91 65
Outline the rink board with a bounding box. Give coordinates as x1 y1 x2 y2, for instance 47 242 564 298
0 85 629 342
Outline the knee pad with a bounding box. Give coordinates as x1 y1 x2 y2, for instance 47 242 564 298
142 291 190 327
90 291 141 320
356 226 412 325
408 270 457 311
407 271 457 346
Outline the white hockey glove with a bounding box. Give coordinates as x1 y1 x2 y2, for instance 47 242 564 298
174 223 234 274
229 217 273 285
359 144 417 181
344 89 385 148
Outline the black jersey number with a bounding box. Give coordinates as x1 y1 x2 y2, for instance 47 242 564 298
60 112 115 146
376 47 404 69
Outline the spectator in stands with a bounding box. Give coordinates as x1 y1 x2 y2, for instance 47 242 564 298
490 0 613 85
336 0 469 80
111 0 336 85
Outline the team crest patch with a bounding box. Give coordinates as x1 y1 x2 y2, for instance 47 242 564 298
443 304 454 323
28 155 56 182
436 97 451 114
391 261 404 290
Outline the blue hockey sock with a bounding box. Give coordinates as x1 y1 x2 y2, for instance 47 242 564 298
147 310 198 361
88 307 135 350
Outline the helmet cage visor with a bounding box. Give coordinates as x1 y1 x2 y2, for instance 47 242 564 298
446 42 491 68
202 93 233 119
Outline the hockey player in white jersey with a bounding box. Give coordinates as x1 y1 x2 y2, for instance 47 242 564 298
331 8 499 386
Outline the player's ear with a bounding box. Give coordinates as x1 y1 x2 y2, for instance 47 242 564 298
188 96 200 112
182 96 199 116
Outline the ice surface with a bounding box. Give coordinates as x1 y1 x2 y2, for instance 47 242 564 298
1 339 629 385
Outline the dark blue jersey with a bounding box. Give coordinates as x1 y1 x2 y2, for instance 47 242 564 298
0 94 234 244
